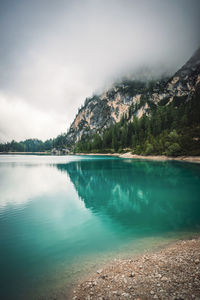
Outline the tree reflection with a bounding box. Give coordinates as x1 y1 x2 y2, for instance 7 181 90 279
57 159 200 232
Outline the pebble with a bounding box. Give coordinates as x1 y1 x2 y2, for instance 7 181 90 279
130 272 135 277
100 274 107 279
122 292 130 297
150 290 155 295
123 278 127 284
97 269 103 274
195 259 199 264
161 276 168 281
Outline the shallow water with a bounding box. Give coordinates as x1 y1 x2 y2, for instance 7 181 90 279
0 155 200 299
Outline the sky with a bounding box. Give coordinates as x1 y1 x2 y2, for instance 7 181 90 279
0 0 200 142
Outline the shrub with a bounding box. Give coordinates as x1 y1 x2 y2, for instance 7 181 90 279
144 143 154 155
166 142 181 156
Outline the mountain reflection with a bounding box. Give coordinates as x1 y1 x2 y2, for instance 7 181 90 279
57 159 200 232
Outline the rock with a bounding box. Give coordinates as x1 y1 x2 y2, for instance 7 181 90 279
130 272 135 277
161 276 168 281
97 269 103 274
112 291 118 295
122 292 130 297
150 290 155 295
195 259 200 264
153 295 158 299
123 278 127 284
128 285 132 289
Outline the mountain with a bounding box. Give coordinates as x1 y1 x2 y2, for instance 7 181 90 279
1 49 199 155
66 48 200 148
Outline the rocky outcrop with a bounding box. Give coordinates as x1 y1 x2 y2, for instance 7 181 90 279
66 48 200 146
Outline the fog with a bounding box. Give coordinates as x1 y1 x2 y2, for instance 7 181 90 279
0 0 200 141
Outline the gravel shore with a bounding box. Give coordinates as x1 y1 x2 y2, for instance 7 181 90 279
118 153 200 164
74 153 200 164
71 237 200 300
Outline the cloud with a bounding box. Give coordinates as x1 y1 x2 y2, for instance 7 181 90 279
0 92 67 142
0 0 200 141
0 162 84 210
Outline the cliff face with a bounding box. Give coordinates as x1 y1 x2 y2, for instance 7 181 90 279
66 48 200 146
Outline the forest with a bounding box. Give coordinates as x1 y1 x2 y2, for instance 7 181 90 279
74 87 200 156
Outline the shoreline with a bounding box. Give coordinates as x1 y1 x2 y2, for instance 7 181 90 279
71 236 200 299
1 151 200 164
75 152 200 164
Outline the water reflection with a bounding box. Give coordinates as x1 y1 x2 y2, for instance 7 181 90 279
0 156 200 300
57 159 200 233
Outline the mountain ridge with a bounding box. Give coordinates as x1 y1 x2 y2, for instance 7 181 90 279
0 48 199 155
66 47 200 148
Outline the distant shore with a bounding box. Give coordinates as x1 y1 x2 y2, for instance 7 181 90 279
71 236 200 300
75 152 200 163
1 151 200 164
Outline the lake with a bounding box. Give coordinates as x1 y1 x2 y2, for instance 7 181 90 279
0 155 200 299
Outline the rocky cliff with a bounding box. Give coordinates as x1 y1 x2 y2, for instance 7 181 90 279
66 48 200 146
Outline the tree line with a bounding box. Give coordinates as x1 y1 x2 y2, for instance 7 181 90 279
0 133 69 153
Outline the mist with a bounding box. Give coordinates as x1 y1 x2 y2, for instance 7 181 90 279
0 0 200 141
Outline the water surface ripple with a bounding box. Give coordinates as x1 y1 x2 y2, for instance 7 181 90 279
0 155 200 299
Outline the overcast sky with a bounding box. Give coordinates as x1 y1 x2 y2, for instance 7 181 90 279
0 0 200 142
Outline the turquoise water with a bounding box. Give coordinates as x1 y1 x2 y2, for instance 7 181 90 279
0 155 200 299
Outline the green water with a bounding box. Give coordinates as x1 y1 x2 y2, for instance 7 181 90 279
0 155 200 299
